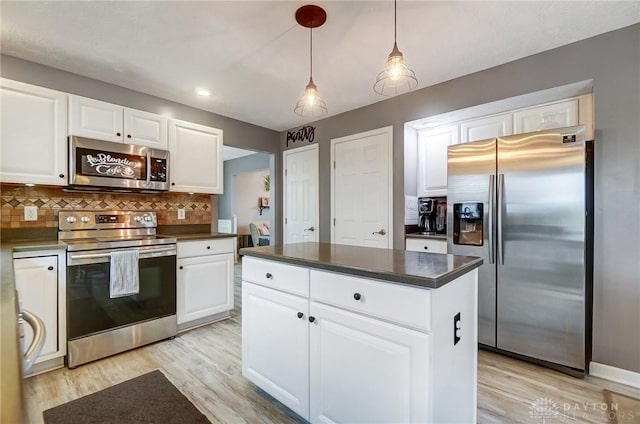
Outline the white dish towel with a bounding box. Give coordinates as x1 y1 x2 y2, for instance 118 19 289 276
109 250 140 298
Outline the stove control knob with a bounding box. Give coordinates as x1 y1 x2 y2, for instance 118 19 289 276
143 215 152 222
134 216 142 222
80 216 90 223
66 216 76 224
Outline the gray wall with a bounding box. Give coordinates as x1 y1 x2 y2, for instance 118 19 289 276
219 153 272 219
280 24 640 373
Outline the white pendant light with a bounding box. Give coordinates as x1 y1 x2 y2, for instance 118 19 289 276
294 5 328 118
374 0 418 96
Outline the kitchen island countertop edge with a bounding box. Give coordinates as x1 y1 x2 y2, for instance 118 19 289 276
240 242 482 289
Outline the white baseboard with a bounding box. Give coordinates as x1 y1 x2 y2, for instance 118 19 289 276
589 362 640 389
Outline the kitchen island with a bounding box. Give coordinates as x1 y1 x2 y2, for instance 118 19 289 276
240 242 482 424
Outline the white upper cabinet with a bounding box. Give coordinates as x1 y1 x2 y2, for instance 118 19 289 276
0 78 68 185
69 95 168 148
513 99 579 134
460 113 513 143
168 119 223 194
123 108 168 148
417 124 459 197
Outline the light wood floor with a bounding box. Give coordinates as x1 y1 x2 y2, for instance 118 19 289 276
23 264 640 424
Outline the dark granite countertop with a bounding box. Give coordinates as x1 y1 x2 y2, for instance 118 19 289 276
240 242 482 289
160 232 237 241
405 232 447 240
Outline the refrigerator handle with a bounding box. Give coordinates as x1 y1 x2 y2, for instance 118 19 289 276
497 173 505 265
488 174 495 265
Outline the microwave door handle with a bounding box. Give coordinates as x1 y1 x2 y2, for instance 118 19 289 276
146 153 152 185
488 174 495 265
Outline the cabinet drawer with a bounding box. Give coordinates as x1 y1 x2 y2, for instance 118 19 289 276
310 270 431 331
242 257 309 297
405 237 447 253
178 238 235 258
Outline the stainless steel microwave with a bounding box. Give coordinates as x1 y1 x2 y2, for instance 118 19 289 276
68 136 169 192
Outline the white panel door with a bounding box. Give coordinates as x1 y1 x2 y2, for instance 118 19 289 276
284 145 318 244
0 78 68 185
460 113 513 143
513 99 579 133
242 282 310 420
123 108 168 149
69 95 123 142
14 256 59 362
417 124 459 197
177 253 234 324
309 301 429 424
168 119 223 194
331 126 392 248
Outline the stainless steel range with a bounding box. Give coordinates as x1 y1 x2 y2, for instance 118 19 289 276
59 210 177 368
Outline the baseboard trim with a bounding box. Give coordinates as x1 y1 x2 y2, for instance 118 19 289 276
589 362 640 389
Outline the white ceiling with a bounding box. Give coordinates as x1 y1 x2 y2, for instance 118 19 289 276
1 1 638 132
223 145 259 161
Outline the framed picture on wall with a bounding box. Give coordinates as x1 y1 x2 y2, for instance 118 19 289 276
260 196 270 207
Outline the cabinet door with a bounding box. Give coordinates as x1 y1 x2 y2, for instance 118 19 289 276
242 282 309 420
309 302 429 424
177 253 234 324
417 124 459 197
168 119 223 194
513 99 578 133
460 113 512 143
123 108 168 149
405 237 447 253
0 79 68 185
14 256 59 363
69 95 123 142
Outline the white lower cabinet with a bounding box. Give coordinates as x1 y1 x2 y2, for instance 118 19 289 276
309 301 429 424
242 256 478 424
13 250 67 374
242 282 309 420
176 238 235 330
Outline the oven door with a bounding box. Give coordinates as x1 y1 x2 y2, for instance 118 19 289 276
66 245 176 341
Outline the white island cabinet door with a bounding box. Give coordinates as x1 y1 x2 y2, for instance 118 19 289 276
242 282 310 421
0 78 68 185
177 253 234 324
168 119 223 194
69 95 123 142
309 301 429 424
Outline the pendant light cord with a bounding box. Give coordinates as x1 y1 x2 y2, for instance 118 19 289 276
394 0 397 43
310 25 313 80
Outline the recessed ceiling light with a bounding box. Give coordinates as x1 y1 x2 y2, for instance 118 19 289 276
195 88 211 97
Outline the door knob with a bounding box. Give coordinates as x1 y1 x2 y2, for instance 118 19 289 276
372 229 386 236
304 226 315 232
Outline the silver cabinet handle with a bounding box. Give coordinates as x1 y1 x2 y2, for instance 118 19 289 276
372 229 386 236
21 309 46 373
304 226 315 232
488 174 495 265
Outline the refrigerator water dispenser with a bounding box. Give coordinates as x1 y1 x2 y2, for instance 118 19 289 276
453 202 483 246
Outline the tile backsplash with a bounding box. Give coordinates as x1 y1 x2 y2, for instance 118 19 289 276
0 184 212 228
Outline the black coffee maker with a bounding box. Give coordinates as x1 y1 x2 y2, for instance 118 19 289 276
418 198 438 234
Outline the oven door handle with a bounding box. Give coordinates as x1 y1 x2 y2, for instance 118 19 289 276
68 246 176 264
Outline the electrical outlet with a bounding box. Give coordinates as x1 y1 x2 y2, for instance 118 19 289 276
24 206 38 221
177 209 185 220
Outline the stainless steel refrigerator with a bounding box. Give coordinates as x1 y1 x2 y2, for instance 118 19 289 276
447 125 593 373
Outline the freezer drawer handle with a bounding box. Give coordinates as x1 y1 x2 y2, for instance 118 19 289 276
497 173 505 265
